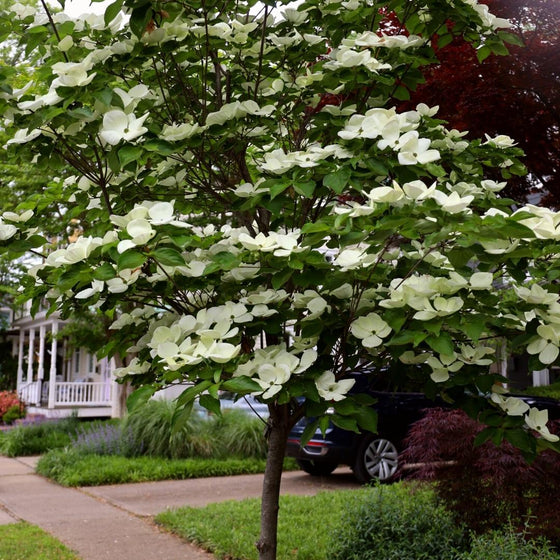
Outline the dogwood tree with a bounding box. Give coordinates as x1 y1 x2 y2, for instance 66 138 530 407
2 0 560 558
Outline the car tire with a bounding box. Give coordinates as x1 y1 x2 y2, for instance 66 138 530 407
353 435 399 483
296 458 338 476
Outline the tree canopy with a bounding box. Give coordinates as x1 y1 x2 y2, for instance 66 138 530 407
405 0 560 206
1 1 560 558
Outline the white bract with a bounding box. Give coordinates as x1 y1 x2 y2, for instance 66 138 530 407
525 408 559 442
315 371 355 401
99 110 149 145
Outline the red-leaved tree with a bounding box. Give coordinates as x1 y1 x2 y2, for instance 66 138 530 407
405 0 560 207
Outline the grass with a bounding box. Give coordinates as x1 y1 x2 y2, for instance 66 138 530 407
36 449 298 486
156 489 363 560
0 522 80 560
522 381 560 400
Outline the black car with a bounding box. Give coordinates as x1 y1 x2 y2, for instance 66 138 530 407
286 388 560 484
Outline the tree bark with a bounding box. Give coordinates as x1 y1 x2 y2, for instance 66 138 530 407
256 403 290 560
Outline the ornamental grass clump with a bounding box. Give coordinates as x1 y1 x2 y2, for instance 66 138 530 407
402 408 560 545
121 399 267 459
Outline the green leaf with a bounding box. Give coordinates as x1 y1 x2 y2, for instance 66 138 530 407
117 250 146 271
171 401 194 435
473 426 494 447
462 316 486 343
104 0 124 25
393 85 410 101
199 394 221 416
203 251 239 274
293 181 315 198
269 182 290 200
93 262 116 281
130 5 153 38
152 247 185 267
437 33 453 48
176 381 212 406
354 406 377 434
498 31 524 48
427 332 454 355
272 268 292 290
118 145 143 168
477 45 492 62
221 376 262 394
504 428 537 455
143 139 177 155
126 385 156 413
300 418 320 447
331 414 359 433
107 150 121 173
324 168 351 194
301 221 330 234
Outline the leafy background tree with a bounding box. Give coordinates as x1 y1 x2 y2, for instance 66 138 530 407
1 2 560 559
404 0 560 206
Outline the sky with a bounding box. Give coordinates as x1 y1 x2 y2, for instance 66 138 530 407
62 0 111 17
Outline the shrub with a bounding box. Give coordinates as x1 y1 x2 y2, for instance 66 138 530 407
0 391 23 423
0 415 82 456
458 529 560 560
71 422 141 457
1 404 25 425
329 482 467 560
401 408 560 544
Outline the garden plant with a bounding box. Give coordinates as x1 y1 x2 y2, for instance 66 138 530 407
3 1 560 558
0 391 24 424
402 408 560 544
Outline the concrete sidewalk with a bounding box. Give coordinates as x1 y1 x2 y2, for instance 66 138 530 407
0 455 358 559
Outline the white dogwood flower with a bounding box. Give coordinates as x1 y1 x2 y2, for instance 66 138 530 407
6 128 42 145
99 110 149 145
427 353 463 383
393 131 440 165
350 312 392 348
0 221 17 240
491 393 529 416
527 324 560 365
315 371 355 401
51 58 96 88
525 408 559 442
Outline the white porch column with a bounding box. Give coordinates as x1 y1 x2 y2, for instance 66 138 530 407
37 325 46 381
532 369 550 387
48 322 58 409
26 328 35 383
16 328 25 390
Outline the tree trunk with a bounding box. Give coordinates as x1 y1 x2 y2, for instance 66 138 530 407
256 404 290 560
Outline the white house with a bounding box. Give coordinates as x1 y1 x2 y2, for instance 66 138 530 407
9 309 118 418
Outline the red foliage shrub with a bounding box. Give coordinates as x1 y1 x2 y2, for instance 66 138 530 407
401 408 560 544
0 391 23 422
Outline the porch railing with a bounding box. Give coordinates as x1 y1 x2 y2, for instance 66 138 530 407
54 382 112 406
19 381 112 407
18 381 42 406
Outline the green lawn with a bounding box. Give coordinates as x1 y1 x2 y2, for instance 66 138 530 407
156 490 361 560
36 449 297 486
0 522 80 560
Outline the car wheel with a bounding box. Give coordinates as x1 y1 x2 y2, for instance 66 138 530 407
296 458 338 476
353 435 398 483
